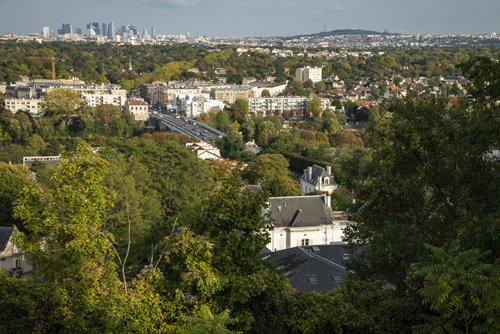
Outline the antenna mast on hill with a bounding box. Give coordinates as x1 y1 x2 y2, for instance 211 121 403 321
325 24 327 33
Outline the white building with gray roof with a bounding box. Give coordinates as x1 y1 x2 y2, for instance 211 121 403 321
299 164 338 195
266 195 347 252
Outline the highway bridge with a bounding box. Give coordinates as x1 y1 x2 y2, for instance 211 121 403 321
149 112 226 143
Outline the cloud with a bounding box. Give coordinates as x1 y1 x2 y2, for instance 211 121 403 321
326 5 345 12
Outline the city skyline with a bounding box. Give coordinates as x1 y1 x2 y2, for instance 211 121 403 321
0 0 499 37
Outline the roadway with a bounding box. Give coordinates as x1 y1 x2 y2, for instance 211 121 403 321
149 109 226 144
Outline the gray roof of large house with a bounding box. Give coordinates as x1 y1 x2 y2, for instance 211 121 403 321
300 164 338 187
268 195 335 228
268 243 356 293
0 226 13 252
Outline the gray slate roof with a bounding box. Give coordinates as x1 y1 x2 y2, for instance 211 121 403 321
0 226 13 252
268 196 335 228
300 164 338 187
268 244 356 293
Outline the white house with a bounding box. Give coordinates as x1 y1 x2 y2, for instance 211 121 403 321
185 141 222 160
0 225 32 278
127 100 149 121
266 195 347 252
299 165 338 195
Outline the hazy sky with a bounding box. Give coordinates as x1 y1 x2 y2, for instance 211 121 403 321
0 0 499 37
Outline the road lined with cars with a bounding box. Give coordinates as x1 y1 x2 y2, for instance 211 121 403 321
149 108 225 144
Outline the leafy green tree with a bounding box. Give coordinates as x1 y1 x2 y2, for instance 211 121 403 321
331 186 350 211
231 98 249 114
332 99 343 110
99 149 163 265
42 87 82 121
414 244 500 334
261 89 271 97
242 153 300 197
109 138 214 218
306 96 322 118
215 110 231 133
241 115 255 142
180 305 239 334
0 163 34 230
197 108 218 128
314 81 326 92
216 135 253 161
187 162 289 330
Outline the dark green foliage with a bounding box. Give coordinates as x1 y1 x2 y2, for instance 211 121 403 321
0 163 34 230
109 138 214 218
216 135 253 161
242 153 300 197
414 243 500 333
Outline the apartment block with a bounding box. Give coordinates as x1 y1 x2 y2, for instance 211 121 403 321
4 98 43 115
295 66 323 83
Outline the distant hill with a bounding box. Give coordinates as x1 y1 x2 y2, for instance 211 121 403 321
282 29 396 40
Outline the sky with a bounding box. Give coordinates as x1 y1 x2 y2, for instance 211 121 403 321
0 0 499 38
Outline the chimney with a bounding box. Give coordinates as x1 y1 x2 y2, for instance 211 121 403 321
308 167 312 181
323 194 331 207
327 166 331 175
318 176 322 187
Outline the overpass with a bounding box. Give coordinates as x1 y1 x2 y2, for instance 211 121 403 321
149 112 226 143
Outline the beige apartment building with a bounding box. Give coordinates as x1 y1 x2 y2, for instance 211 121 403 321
211 86 255 104
4 98 43 115
295 66 323 83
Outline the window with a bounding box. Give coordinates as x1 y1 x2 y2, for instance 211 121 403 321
15 260 21 268
332 275 342 281
301 239 309 246
307 275 318 283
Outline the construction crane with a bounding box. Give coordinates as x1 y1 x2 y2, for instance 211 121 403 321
26 56 63 80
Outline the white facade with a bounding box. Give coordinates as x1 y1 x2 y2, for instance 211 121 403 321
4 98 43 115
174 94 224 118
0 226 32 278
295 66 323 83
81 93 126 108
268 220 346 251
185 141 222 160
248 97 330 115
127 100 149 121
265 195 347 252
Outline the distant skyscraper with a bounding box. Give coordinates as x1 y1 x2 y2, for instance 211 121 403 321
92 22 100 35
76 28 82 35
151 26 156 38
108 21 115 39
129 25 137 36
86 23 95 36
42 27 50 38
61 23 72 35
121 25 127 37
102 23 107 38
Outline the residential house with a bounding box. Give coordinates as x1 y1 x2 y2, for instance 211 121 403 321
265 243 355 293
185 141 222 160
127 99 149 121
266 195 347 252
0 225 32 278
299 165 338 195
